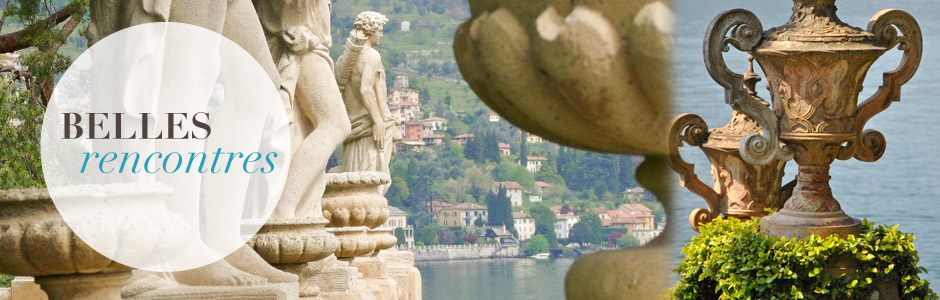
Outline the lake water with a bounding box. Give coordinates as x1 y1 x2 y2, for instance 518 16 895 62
671 0 940 285
417 258 574 300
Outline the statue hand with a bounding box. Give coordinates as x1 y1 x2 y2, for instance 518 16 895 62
373 125 386 150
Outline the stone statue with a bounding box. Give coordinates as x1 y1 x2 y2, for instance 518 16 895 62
254 0 353 220
334 11 402 194
87 0 298 290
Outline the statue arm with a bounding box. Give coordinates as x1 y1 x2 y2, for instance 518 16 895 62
360 51 386 149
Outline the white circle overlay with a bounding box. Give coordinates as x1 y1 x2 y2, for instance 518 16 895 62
40 22 289 272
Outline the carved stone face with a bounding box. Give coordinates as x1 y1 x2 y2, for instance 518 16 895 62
369 30 383 45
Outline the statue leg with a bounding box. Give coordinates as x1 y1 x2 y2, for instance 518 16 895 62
216 0 299 284
277 53 352 220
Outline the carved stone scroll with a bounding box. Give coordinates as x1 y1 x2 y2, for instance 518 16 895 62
839 9 923 162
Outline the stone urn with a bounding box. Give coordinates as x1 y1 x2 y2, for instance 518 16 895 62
668 24 795 232
322 172 394 259
247 217 339 265
0 189 131 300
322 172 391 229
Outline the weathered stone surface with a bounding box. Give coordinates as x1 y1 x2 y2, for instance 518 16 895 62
334 11 401 197
322 173 390 229
11 277 46 300
454 1 672 155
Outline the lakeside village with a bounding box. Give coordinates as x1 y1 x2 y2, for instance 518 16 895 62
367 74 666 260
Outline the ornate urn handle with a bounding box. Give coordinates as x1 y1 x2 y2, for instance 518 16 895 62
839 9 923 162
704 9 792 166
667 114 720 232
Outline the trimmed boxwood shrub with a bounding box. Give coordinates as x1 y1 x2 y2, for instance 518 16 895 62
673 217 936 299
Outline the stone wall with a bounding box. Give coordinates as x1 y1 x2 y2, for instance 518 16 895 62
408 244 520 261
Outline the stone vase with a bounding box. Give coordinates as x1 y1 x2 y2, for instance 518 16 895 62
0 189 134 300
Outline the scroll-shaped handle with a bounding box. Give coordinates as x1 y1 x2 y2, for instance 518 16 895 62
839 9 923 162
667 114 719 232
704 9 791 166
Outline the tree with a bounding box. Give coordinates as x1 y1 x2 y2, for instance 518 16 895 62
582 213 604 244
524 234 549 255
529 205 558 247
394 227 407 246
568 221 593 247
420 226 435 245
608 231 624 247
0 0 88 188
1 0 86 103
617 234 641 248
473 217 485 227
519 131 528 166
387 176 410 208
485 188 514 232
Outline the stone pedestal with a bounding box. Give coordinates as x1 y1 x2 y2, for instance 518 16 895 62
313 173 419 300
377 251 421 300
0 189 135 300
11 277 46 300
34 272 130 300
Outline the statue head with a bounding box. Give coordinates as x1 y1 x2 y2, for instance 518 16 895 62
352 11 388 46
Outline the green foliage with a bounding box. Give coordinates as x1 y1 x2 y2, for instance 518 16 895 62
569 213 603 246
529 205 558 247
525 234 550 255
0 273 11 288
616 234 640 248
485 188 514 232
394 227 407 245
557 151 635 200
0 81 44 189
492 159 534 189
673 217 936 300
419 226 435 245
387 176 410 208
473 217 485 227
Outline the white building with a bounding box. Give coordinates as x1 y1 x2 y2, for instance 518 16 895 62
401 21 411 32
382 206 414 248
526 134 544 144
512 212 536 241
553 214 580 240
525 156 548 173
492 181 525 207
498 142 512 156
421 116 447 134
487 112 500 122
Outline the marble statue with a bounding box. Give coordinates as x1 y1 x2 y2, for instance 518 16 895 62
334 11 402 194
255 0 353 220
86 0 298 291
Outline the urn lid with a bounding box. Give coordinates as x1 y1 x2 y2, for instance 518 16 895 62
704 110 763 151
757 0 887 53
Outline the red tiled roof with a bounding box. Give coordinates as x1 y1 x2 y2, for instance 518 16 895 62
620 203 652 213
527 156 548 161
512 212 531 219
498 143 511 149
534 181 552 187
453 134 475 139
494 181 524 190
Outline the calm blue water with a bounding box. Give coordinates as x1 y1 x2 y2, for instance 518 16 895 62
417 258 574 300
671 0 940 285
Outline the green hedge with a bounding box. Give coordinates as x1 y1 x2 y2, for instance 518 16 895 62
673 217 936 299
1 273 11 288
